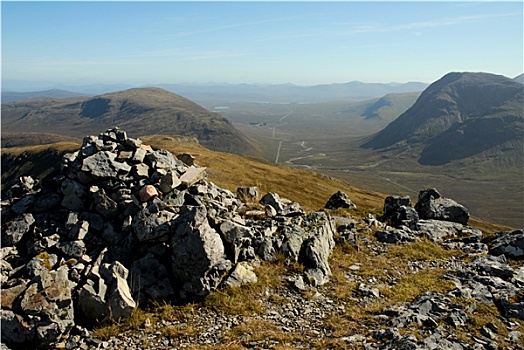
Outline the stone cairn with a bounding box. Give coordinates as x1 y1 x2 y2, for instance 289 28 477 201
2 128 523 349
1 128 335 348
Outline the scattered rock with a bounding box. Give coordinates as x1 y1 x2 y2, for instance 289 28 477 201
325 191 357 210
1 128 520 349
489 229 524 259
382 195 419 229
415 188 470 225
223 262 258 288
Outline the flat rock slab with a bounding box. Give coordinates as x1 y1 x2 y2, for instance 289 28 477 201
180 167 207 188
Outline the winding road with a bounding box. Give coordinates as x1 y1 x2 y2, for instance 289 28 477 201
273 109 292 163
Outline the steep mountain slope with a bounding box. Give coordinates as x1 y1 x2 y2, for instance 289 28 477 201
360 92 420 121
362 72 523 166
1 87 254 154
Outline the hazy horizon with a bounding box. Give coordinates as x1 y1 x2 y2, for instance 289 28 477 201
2 1 523 90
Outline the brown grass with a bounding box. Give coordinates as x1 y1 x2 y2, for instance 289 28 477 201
141 135 385 213
0 141 80 156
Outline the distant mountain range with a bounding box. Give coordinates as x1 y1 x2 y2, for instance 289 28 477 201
156 81 429 104
1 89 88 103
2 81 430 104
1 87 254 154
362 72 523 166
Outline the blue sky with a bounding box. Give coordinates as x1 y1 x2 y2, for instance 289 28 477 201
2 1 523 89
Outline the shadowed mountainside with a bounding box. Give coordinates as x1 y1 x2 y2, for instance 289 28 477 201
1 87 255 154
362 72 523 166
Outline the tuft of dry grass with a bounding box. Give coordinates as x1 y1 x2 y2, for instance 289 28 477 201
223 318 298 344
1 141 81 156
205 259 288 316
387 238 459 261
380 268 455 303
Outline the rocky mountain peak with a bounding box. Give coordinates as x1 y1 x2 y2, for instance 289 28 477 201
362 72 523 165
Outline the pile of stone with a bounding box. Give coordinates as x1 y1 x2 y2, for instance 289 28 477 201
2 128 523 349
1 128 336 349
375 189 482 247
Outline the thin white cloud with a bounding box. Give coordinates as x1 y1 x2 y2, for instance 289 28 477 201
336 12 522 35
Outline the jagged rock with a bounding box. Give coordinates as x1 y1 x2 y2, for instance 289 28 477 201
33 192 62 213
1 282 28 310
383 195 412 217
223 262 258 288
60 179 86 211
133 163 149 179
177 153 196 166
260 192 285 213
80 212 104 232
416 219 481 243
375 227 419 244
129 252 175 303
4 266 77 348
264 204 278 218
171 206 229 298
158 171 182 194
78 257 136 324
236 187 259 201
19 176 37 192
68 221 89 240
1 310 33 348
324 191 357 210
25 252 58 278
286 275 308 291
2 213 35 246
6 176 39 199
81 151 131 179
281 201 305 217
57 240 87 259
89 186 119 218
489 229 524 259
446 254 522 316
133 208 175 242
98 262 136 322
381 195 419 229
0 128 346 346
296 212 335 286
146 149 180 170
219 220 254 263
10 194 36 215
415 188 469 225
383 292 467 333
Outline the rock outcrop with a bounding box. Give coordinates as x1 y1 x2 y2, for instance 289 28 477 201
415 188 469 225
0 128 336 349
1 128 522 349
